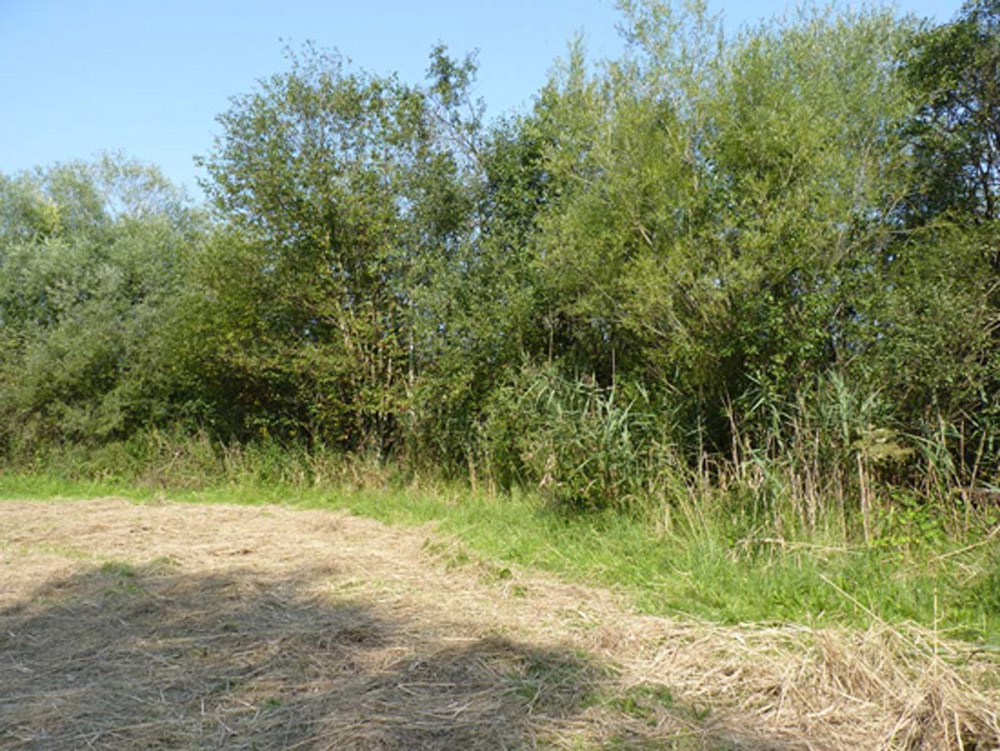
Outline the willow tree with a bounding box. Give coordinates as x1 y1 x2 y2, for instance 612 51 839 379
520 3 914 433
0 156 199 451
196 45 475 452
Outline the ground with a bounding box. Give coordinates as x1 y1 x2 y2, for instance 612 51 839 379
1 497 997 750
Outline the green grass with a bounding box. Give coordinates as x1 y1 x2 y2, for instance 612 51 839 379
1 471 998 642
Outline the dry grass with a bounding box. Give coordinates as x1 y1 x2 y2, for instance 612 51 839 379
1 497 998 750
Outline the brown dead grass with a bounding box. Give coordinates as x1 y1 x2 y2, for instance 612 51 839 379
1 497 998 750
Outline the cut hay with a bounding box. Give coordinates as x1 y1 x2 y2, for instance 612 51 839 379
1 497 998 750
602 619 1000 750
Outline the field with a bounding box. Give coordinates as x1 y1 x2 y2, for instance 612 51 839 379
2 496 999 751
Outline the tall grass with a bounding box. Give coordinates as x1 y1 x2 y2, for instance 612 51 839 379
8 369 998 548
474 367 998 545
477 366 676 511
7 427 399 493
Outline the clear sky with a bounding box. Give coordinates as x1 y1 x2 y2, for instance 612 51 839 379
1 0 963 200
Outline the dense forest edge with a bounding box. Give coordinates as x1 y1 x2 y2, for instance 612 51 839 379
2 0 1000 638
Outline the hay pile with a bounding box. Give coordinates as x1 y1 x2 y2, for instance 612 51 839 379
1 497 997 750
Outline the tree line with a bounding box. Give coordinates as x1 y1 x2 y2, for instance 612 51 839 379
2 1 999 534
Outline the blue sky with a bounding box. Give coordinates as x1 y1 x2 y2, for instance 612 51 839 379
1 0 963 200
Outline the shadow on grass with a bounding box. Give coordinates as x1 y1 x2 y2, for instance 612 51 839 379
0 559 789 751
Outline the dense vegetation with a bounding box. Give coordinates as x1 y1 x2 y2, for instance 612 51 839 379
2 1 999 628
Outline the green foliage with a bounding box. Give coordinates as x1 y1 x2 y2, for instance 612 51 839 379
968 550 1000 619
0 156 202 452
532 5 913 414
478 365 674 511
905 0 1000 228
195 43 476 451
853 228 999 421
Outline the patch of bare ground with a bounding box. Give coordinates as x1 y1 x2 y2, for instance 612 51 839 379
0 498 997 750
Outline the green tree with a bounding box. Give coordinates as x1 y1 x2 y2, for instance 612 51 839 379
196 44 476 453
519 3 914 436
0 156 201 451
906 0 1000 236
